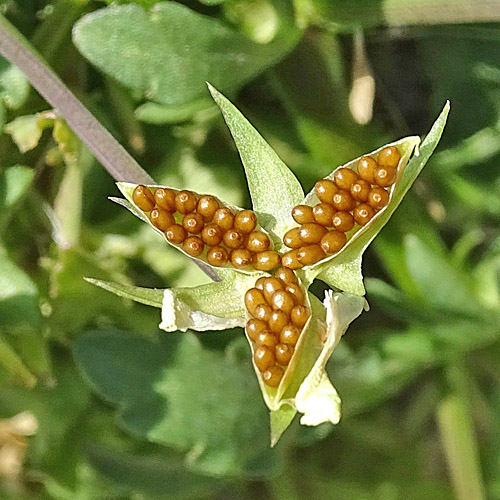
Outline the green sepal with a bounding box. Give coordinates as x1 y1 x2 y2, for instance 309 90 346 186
270 404 297 447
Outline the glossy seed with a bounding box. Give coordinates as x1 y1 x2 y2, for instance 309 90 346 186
223 229 244 249
280 325 301 346
255 277 267 290
275 266 298 285
320 230 347 254
291 305 310 329
213 208 234 230
350 179 371 202
269 311 289 334
283 228 302 249
378 146 401 168
175 190 197 214
354 203 375 226
133 185 155 212
281 249 303 270
357 156 377 183
246 231 270 252
313 203 335 227
286 283 305 305
182 213 204 234
263 365 284 387
230 248 252 268
253 251 281 271
292 205 315 224
334 168 359 191
275 343 294 366
368 187 390 210
201 223 223 246
165 224 187 244
271 290 295 315
207 246 229 266
315 179 338 203
254 303 273 322
262 277 284 303
244 288 266 316
234 210 257 234
332 211 355 232
154 187 176 211
246 319 268 342
297 244 326 266
197 195 220 221
332 190 356 212
256 331 279 349
150 208 175 231
182 236 204 256
254 345 275 372
299 223 327 244
374 166 396 187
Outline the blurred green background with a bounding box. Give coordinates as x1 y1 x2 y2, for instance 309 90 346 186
1 0 500 499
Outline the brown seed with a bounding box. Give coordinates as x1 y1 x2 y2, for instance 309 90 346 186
283 227 302 249
315 179 338 203
234 210 257 234
275 343 294 366
254 345 275 372
313 203 335 227
256 331 279 349
357 156 377 183
246 231 270 253
291 305 310 329
297 244 326 266
281 249 303 270
230 248 252 268
175 190 197 214
182 213 204 234
334 168 359 191
292 205 315 224
286 283 305 305
223 229 244 249
253 251 281 271
255 277 267 290
182 236 204 256
150 208 175 231
275 266 298 285
133 185 155 212
207 246 229 267
246 319 267 342
244 288 266 316
197 195 219 221
262 277 284 303
271 290 295 315
332 211 355 232
280 325 301 345
201 223 223 246
213 208 234 230
165 224 187 244
263 365 284 387
332 190 356 212
354 203 375 226
368 187 390 210
320 230 347 254
154 187 176 211
269 311 289 334
350 179 371 202
299 223 327 244
378 146 401 168
254 303 273 322
374 166 396 187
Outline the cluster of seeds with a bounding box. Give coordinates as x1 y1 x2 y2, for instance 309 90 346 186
281 146 401 269
132 185 281 271
245 267 311 387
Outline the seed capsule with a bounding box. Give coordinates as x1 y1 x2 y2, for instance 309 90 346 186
254 346 275 372
262 277 284 303
206 246 228 266
245 288 266 316
253 251 281 271
283 228 302 249
271 290 295 315
182 236 204 257
292 205 315 224
320 230 347 254
299 223 327 244
332 211 354 232
280 325 301 345
297 244 326 266
378 146 401 168
281 249 303 270
334 168 359 191
368 187 390 210
197 195 220 221
332 190 356 212
315 179 338 203
254 303 272 322
213 208 234 230
275 343 294 366
275 266 298 285
357 156 377 183
269 311 289 334
201 223 223 246
350 179 371 202
175 190 197 214
165 224 187 244
313 203 335 227
182 213 204 234
256 331 279 349
263 365 284 387
286 283 305 305
133 185 155 212
154 187 176 211
230 249 252 268
291 305 310 328
234 210 257 233
354 203 375 226
223 229 244 249
246 318 268 342
246 231 270 252
150 208 175 231
374 166 396 187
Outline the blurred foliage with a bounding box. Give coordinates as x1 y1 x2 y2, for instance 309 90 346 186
0 1 500 499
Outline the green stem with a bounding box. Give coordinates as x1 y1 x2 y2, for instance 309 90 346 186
0 334 37 388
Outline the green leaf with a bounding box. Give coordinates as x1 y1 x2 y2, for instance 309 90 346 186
73 3 299 106
0 165 34 210
0 56 29 110
135 98 214 124
0 334 36 387
209 84 304 249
